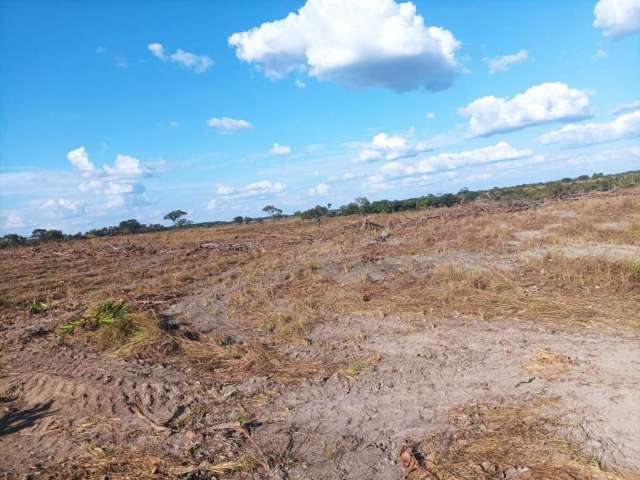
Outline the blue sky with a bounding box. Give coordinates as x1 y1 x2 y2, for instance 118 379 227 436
1 0 639 234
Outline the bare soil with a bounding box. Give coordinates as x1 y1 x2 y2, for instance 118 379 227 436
1 189 640 479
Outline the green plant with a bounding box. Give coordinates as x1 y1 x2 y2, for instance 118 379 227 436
58 321 79 336
28 299 48 314
92 300 128 328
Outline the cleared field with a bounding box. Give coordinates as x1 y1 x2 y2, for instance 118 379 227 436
1 188 639 479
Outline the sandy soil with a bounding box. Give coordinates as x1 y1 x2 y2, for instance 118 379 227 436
2 190 640 479
253 316 640 479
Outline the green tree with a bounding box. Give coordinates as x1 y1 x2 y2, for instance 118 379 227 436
163 209 188 226
300 205 329 222
355 197 370 214
118 219 142 234
262 205 283 221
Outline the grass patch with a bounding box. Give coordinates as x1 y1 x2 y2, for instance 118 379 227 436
58 299 142 349
28 299 48 314
91 299 128 328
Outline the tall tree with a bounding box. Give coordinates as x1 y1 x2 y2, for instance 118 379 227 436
262 205 283 222
164 209 188 227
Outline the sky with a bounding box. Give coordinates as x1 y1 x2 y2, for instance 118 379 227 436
0 0 639 235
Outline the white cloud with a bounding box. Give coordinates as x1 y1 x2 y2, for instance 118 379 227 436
207 117 253 134
148 43 165 59
148 42 213 73
3 213 26 230
228 0 462 92
216 184 236 195
485 50 528 74
308 182 330 196
216 180 285 198
459 82 592 137
295 79 307 89
67 147 95 176
66 147 152 210
358 132 429 162
594 0 640 38
78 179 103 193
358 149 383 162
538 110 640 146
372 132 409 151
426 112 436 119
43 198 82 213
104 154 146 178
374 142 533 180
168 121 180 128
610 100 640 115
415 141 533 173
270 143 292 155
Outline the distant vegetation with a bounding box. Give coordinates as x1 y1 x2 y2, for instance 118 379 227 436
2 170 639 248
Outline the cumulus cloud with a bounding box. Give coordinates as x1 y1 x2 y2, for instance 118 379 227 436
42 198 83 213
104 154 146 178
485 50 528 74
67 147 95 176
538 110 640 146
148 42 213 73
610 99 640 115
216 180 286 198
295 79 307 89
426 112 436 119
228 0 462 92
593 0 640 38
308 182 330 196
66 147 153 210
371 142 533 182
40 198 87 222
148 43 165 58
207 117 253 134
358 132 429 162
459 82 592 137
270 143 292 155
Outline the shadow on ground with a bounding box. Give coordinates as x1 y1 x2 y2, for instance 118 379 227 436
0 400 55 437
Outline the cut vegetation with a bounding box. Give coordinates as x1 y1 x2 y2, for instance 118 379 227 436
1 186 639 479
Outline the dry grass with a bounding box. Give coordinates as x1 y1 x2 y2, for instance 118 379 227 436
406 397 627 480
2 189 640 478
523 350 575 380
1 189 639 385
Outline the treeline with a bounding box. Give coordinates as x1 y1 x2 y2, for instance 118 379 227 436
0 219 170 248
2 170 639 248
298 170 640 218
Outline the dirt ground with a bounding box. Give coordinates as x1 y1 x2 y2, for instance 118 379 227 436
1 189 639 479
